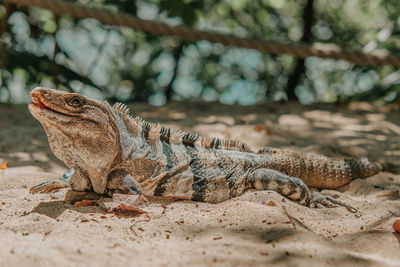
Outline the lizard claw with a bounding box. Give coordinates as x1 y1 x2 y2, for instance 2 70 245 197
30 180 68 194
309 193 358 213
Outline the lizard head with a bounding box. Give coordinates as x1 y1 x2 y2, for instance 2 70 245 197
28 87 125 179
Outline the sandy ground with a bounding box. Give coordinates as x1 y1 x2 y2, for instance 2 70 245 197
0 101 399 266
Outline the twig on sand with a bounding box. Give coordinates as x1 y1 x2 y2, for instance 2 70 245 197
388 210 399 217
282 206 296 231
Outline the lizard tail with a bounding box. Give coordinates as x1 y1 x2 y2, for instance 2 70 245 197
258 147 398 189
346 158 399 179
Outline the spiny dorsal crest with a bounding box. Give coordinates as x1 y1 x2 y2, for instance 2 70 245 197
139 119 254 152
219 139 253 152
113 102 130 115
112 103 253 153
182 133 201 147
112 102 138 135
258 146 281 154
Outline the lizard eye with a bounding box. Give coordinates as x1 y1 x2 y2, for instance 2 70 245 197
68 96 84 107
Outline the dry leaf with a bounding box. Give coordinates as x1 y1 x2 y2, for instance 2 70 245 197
266 201 276 206
393 220 400 233
0 160 7 170
102 195 147 217
74 200 95 207
254 125 272 135
108 203 147 216
115 204 146 214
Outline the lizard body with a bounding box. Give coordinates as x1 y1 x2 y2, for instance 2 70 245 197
29 88 397 211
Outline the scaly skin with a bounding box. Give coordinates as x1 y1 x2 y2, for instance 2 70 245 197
29 87 397 212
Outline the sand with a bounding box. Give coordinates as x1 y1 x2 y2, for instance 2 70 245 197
0 101 399 266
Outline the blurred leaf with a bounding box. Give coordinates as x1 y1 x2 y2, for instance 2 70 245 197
0 160 7 170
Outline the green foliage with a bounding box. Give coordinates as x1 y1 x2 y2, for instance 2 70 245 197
0 0 398 104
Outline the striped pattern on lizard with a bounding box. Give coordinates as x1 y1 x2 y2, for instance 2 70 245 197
28 87 398 212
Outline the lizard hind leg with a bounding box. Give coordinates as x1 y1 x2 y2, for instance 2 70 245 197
106 169 143 196
248 168 357 213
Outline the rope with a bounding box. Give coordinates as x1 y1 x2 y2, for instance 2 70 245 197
3 0 400 67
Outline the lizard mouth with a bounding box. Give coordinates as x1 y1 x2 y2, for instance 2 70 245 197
30 94 68 116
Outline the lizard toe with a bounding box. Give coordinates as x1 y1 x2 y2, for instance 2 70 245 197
310 193 357 213
30 180 68 194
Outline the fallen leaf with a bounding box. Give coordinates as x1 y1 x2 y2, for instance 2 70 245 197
393 220 400 232
0 160 7 170
102 201 147 217
116 204 146 214
254 125 272 135
74 200 95 207
100 194 149 217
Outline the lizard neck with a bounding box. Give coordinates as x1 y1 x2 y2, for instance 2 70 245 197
113 112 156 163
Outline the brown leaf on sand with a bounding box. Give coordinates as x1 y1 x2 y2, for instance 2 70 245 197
254 125 272 135
101 194 148 217
103 202 147 217
0 160 7 170
115 203 146 214
393 220 400 233
74 200 96 207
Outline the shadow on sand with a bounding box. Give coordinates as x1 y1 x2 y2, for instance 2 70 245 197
31 200 106 219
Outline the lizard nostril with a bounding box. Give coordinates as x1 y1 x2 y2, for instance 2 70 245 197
30 91 39 98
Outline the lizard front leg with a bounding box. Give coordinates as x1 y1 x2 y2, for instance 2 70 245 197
248 168 357 212
30 168 92 193
30 168 74 193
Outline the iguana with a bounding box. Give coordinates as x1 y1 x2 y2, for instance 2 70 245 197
28 87 397 212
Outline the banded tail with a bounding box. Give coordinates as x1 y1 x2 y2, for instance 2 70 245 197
258 147 398 189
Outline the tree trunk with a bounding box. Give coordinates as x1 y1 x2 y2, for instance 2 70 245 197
286 0 314 100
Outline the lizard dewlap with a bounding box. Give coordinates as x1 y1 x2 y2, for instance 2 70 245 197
28 87 398 212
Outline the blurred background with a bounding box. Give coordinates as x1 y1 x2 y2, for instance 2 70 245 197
0 0 399 106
